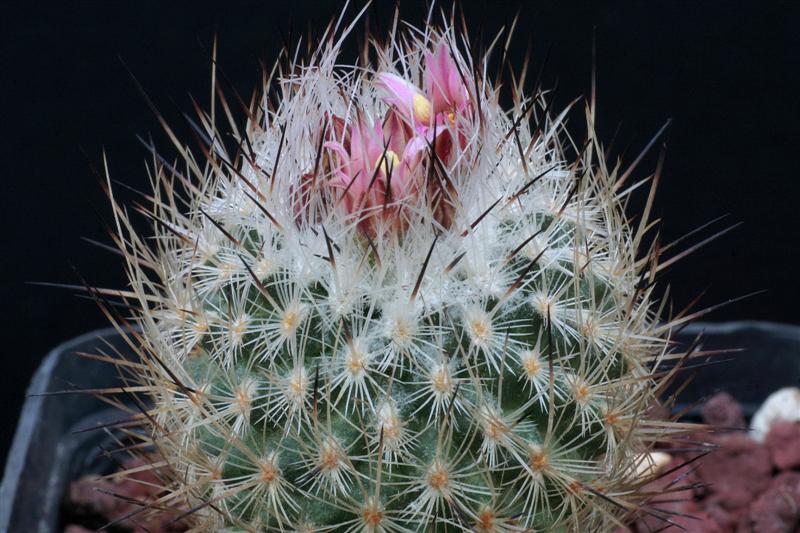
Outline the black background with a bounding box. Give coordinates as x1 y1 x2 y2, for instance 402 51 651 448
1 1 798 473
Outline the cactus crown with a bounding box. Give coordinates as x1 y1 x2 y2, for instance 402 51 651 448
104 8 680 532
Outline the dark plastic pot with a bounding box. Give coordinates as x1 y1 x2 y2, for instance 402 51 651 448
668 321 800 417
2 321 799 532
0 328 139 533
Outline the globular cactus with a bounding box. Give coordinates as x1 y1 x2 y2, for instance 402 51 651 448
103 10 684 533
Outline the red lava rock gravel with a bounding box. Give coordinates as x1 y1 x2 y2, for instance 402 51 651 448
767 422 800 471
622 392 800 533
63 457 186 533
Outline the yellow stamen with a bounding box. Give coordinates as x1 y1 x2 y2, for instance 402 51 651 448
412 93 433 123
377 150 401 176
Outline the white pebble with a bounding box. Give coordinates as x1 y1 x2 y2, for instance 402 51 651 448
750 387 800 442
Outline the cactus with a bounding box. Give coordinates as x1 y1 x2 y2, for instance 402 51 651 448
102 11 686 533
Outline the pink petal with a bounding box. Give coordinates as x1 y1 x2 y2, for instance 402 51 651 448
382 110 412 154
325 113 349 146
370 120 388 160
323 141 349 162
323 141 352 178
425 41 469 113
327 170 355 190
377 72 434 127
401 135 428 169
377 73 420 114
348 121 374 174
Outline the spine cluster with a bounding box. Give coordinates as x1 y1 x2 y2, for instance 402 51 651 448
104 11 681 533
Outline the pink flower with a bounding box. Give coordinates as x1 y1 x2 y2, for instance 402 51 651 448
377 73 436 129
324 115 425 231
376 39 471 148
424 41 471 117
374 40 473 230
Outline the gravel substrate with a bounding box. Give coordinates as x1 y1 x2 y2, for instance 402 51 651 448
623 392 800 533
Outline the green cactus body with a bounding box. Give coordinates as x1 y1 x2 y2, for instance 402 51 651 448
107 15 676 533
